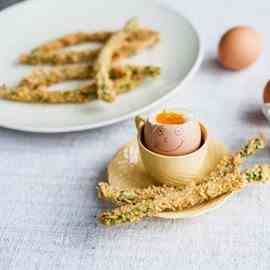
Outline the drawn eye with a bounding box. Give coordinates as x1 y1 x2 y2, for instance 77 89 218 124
157 127 165 136
175 127 182 136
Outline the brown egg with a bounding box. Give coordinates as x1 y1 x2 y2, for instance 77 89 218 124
263 81 270 103
218 26 262 70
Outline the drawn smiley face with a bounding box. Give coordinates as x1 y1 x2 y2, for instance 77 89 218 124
151 126 184 153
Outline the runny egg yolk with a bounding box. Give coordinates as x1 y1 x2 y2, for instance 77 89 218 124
156 112 186 125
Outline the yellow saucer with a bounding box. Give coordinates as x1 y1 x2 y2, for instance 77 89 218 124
108 138 232 219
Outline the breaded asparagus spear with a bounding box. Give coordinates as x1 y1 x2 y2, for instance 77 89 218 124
20 30 160 65
0 65 160 104
95 17 140 102
98 182 182 205
19 64 95 89
0 84 97 104
98 136 266 205
234 135 266 164
30 32 113 54
27 29 157 54
18 65 160 89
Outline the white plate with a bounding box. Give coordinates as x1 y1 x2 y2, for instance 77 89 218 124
0 0 203 133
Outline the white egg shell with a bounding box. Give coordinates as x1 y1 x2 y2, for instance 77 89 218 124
261 103 270 122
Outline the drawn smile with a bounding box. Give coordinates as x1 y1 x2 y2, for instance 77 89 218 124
155 139 184 152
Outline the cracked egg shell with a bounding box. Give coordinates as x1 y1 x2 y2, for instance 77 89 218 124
263 81 270 104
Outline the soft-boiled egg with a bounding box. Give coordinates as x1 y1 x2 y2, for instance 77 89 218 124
143 110 202 156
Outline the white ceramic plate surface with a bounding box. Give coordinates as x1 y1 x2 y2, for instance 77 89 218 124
0 0 203 133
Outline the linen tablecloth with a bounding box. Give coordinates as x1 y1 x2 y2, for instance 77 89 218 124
0 0 270 269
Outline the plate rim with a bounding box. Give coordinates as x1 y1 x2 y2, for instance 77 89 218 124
0 0 204 133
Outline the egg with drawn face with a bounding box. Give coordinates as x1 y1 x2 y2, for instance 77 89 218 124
143 111 202 156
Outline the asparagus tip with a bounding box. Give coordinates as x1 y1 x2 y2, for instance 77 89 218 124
97 182 108 200
259 132 267 147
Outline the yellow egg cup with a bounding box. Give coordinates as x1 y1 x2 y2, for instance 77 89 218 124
136 116 209 186
106 116 233 219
